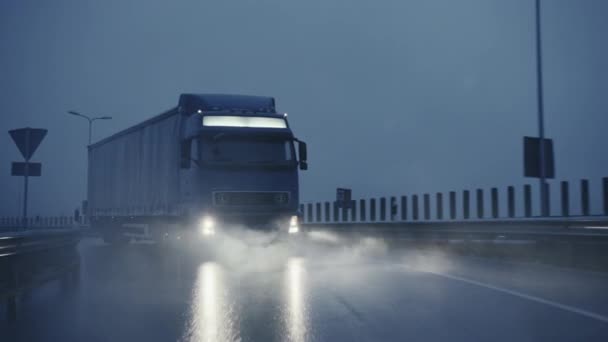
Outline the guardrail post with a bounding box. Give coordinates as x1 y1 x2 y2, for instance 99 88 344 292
360 199 366 221
324 202 330 222
423 194 430 220
333 201 339 222
507 186 515 218
491 188 498 218
436 193 443 220
561 181 569 217
401 196 407 221
380 197 386 221
581 179 589 216
351 200 357 221
413 195 419 221
390 197 397 221
307 203 313 223
449 191 456 220
316 203 321 222
476 189 484 218
524 185 532 217
463 190 470 219
604 177 608 215
370 198 377 221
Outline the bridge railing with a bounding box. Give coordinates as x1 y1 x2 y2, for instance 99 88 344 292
300 176 608 224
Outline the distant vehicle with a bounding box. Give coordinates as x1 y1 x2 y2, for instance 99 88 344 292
87 94 308 244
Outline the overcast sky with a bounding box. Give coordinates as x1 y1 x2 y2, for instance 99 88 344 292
1 0 607 217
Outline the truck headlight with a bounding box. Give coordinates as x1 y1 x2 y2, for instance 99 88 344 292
288 215 299 234
200 216 215 236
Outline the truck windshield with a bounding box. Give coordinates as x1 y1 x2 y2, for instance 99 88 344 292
199 137 295 164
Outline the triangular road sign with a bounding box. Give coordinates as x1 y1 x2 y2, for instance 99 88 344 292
9 128 47 161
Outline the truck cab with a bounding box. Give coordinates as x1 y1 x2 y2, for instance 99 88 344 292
176 94 307 235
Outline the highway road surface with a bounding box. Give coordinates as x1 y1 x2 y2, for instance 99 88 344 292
2 228 608 341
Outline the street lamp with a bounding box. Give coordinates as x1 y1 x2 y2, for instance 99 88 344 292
67 111 112 145
534 0 549 216
66 110 112 225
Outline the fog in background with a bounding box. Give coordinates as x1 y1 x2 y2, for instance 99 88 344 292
1 0 607 217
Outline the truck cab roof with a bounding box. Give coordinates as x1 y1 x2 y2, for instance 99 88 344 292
179 94 276 115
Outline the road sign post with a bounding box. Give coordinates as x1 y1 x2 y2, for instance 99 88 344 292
336 188 352 209
9 128 47 229
524 136 555 216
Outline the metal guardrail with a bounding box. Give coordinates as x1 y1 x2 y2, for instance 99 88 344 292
302 218 608 242
1 228 82 321
0 228 82 258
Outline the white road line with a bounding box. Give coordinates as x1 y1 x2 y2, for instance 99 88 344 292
407 266 608 324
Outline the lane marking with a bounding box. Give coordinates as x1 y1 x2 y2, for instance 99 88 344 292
406 266 608 324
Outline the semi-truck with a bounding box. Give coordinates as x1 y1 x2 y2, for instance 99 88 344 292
87 94 308 244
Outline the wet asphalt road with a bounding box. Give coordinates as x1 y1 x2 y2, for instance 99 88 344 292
2 230 608 341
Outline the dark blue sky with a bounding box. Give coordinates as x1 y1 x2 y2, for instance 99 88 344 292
1 0 607 217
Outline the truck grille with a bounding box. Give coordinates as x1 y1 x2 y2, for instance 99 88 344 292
213 192 290 206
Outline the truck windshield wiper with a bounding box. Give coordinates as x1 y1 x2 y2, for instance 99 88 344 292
244 160 293 165
213 133 226 141
209 157 234 162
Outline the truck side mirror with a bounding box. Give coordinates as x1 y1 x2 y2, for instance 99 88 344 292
180 140 191 169
298 141 308 170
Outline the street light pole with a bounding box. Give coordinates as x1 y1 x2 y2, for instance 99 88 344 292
534 0 548 216
67 111 112 224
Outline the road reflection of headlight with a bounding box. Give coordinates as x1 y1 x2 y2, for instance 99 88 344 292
289 215 299 234
200 216 215 236
284 258 308 342
183 262 237 342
